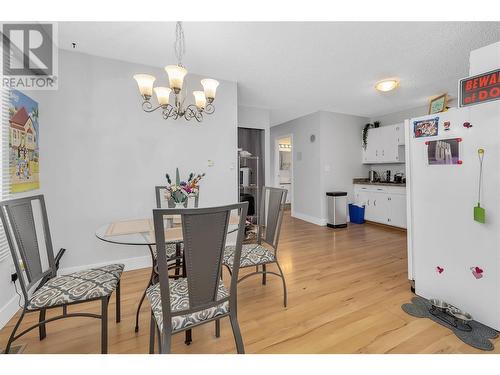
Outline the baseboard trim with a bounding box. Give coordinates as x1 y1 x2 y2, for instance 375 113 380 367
0 294 21 330
59 254 152 274
365 220 407 232
292 211 327 226
0 255 152 330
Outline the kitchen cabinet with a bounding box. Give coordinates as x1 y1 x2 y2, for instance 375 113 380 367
387 194 406 228
354 184 406 228
362 123 405 164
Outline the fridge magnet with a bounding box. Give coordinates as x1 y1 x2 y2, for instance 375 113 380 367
474 149 486 223
414 117 439 138
436 266 444 274
443 121 451 131
427 138 462 165
463 122 473 128
470 266 484 279
428 93 448 114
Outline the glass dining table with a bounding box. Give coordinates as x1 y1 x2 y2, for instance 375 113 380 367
95 214 240 335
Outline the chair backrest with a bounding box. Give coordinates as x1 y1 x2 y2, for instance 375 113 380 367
258 187 287 250
153 202 248 334
0 195 56 303
155 186 199 208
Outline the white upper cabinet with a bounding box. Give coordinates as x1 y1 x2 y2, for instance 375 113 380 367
362 123 405 164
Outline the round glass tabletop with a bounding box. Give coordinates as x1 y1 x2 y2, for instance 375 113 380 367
95 216 240 246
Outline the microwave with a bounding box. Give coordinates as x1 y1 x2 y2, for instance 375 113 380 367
240 167 251 186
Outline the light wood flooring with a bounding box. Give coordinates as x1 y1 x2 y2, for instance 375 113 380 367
1 212 498 354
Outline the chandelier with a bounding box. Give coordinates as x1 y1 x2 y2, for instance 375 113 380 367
133 22 219 122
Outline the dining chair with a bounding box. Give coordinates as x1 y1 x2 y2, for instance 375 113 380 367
154 186 200 276
134 187 200 335
223 186 288 307
147 202 248 354
0 195 123 354
153 185 199 270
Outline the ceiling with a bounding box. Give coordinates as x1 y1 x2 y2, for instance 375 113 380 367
58 22 500 125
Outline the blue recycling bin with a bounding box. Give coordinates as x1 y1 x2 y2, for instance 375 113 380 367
348 204 365 224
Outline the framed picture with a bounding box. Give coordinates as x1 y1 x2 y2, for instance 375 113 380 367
414 117 439 138
428 93 448 114
427 138 461 165
9 90 40 193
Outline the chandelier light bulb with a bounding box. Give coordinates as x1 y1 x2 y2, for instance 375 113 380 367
154 87 172 106
201 79 219 102
133 74 156 99
375 78 400 92
165 65 188 93
193 91 207 109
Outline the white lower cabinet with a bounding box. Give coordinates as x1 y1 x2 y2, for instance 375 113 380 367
354 184 406 228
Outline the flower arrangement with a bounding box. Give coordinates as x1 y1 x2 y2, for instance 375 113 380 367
164 168 205 205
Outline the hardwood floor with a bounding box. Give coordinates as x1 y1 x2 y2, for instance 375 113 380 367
1 212 498 354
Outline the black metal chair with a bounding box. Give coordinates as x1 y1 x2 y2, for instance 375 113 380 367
223 187 288 307
0 195 123 354
147 202 248 354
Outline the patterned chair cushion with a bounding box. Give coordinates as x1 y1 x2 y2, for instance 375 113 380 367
151 243 183 260
223 244 276 268
28 264 124 310
146 278 229 332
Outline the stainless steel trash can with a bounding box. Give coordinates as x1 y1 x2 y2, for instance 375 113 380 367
326 192 347 228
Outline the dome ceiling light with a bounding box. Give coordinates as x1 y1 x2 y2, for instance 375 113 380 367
375 78 400 92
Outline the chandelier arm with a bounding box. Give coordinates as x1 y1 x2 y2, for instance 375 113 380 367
204 103 215 115
161 105 176 120
142 100 164 113
184 105 203 122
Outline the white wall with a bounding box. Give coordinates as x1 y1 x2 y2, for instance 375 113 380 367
371 105 428 126
270 112 322 223
0 49 239 328
270 110 369 225
319 111 369 221
238 105 271 185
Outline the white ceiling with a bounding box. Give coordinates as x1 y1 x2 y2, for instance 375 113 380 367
58 22 500 125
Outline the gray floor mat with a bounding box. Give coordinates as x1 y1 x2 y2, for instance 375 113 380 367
402 296 498 351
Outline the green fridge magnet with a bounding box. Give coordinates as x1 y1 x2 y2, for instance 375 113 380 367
474 148 486 223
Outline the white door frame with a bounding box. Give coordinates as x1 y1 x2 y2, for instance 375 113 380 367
274 134 294 215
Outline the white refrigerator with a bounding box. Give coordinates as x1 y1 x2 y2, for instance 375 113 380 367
405 99 500 330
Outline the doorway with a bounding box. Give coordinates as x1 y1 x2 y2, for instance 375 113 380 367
275 136 293 211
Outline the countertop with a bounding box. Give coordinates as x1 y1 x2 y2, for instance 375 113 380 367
353 178 406 187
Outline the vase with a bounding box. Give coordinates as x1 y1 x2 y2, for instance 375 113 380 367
174 202 186 209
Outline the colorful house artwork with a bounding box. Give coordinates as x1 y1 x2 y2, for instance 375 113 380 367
9 90 40 193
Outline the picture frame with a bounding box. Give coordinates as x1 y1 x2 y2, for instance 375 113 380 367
426 138 462 165
428 93 448 114
413 117 439 138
